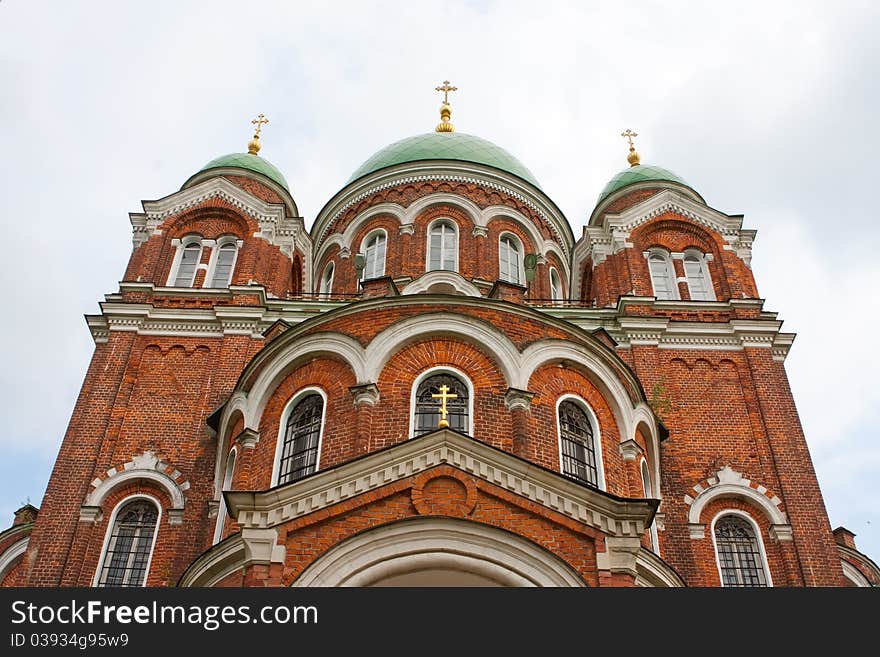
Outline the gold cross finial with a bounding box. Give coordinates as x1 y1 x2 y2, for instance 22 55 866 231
435 80 458 105
434 80 457 133
431 384 459 428
621 128 641 166
248 113 269 155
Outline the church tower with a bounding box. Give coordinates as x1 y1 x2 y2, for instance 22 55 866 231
2 90 876 587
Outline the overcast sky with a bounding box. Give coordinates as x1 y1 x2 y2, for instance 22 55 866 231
2 1 878 561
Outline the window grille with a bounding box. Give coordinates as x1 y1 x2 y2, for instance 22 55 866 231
209 242 237 288
558 400 599 486
428 221 457 271
413 373 469 436
714 515 769 587
173 242 201 287
97 500 158 587
278 394 324 484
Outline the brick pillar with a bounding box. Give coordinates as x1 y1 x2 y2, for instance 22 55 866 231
349 384 380 456
617 439 644 497
233 428 261 490
505 388 535 458
672 257 689 300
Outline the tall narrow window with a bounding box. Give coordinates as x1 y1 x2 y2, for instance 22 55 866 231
213 449 237 544
319 263 334 299
278 393 324 485
96 499 159 587
173 242 202 287
413 373 469 436
558 400 600 487
714 514 769 587
684 250 715 301
648 250 677 300
549 267 563 302
428 220 457 271
499 235 522 284
208 242 237 288
641 460 657 551
362 232 387 280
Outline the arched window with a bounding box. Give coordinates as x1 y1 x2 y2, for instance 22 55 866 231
361 231 387 280
549 267 563 302
713 514 770 587
557 399 602 488
647 250 678 300
412 372 470 436
683 250 715 301
96 498 159 587
207 241 238 288
212 448 236 544
498 234 523 284
319 263 335 299
277 393 324 485
427 220 458 272
171 240 202 287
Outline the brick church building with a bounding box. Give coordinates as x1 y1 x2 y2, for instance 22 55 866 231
2 86 877 587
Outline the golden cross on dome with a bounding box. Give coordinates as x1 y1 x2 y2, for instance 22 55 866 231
252 113 269 137
621 128 641 167
431 384 458 428
248 113 269 155
434 80 458 133
435 80 458 105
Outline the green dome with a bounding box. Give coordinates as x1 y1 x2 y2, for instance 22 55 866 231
596 164 692 206
198 152 289 191
347 132 541 188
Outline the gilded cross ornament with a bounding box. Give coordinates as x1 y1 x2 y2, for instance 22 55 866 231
621 128 641 166
435 80 458 104
435 80 457 133
252 113 270 137
248 113 269 155
431 384 458 428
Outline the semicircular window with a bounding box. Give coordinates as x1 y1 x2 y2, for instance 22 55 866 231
413 373 469 436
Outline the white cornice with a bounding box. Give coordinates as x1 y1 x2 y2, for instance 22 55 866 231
226 428 655 538
85 288 795 361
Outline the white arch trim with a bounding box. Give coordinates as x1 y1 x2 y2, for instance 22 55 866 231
400 270 483 297
314 203 406 268
293 517 586 587
0 537 28 582
245 333 368 430
84 451 188 513
686 465 788 528
841 560 871 587
520 339 637 444
235 315 652 454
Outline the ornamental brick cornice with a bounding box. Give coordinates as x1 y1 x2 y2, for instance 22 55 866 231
129 177 309 259
311 162 574 258
578 189 755 268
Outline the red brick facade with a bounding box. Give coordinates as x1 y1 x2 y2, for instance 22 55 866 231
2 152 863 588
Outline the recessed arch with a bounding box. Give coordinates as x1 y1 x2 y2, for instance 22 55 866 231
292 517 587 587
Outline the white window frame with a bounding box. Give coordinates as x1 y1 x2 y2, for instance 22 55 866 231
409 365 474 438
498 232 524 285
555 394 605 491
204 236 242 289
549 266 563 302
212 447 237 545
645 249 679 300
271 387 328 487
93 493 162 587
360 229 388 281
710 509 774 587
166 235 204 287
682 249 716 301
640 458 660 554
318 262 335 298
425 218 459 272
